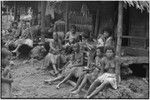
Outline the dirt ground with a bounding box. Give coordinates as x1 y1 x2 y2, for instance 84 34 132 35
10 59 149 98
11 59 73 98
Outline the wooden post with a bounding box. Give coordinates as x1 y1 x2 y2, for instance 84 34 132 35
41 1 46 42
116 1 123 57
32 2 38 25
116 1 123 83
14 2 17 21
94 9 100 38
6 6 9 23
65 2 69 33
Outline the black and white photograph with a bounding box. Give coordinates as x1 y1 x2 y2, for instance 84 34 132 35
1 1 149 99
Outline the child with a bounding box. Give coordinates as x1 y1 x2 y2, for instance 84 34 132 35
85 47 120 98
71 47 104 94
1 48 13 98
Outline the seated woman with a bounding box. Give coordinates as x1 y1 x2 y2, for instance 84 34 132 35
85 47 120 98
44 53 74 84
71 47 104 94
43 32 62 75
55 43 87 89
65 25 78 44
44 39 86 85
97 28 115 48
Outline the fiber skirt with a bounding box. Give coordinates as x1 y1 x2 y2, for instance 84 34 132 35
97 73 117 89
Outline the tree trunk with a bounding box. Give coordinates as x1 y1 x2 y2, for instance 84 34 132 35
65 2 69 33
116 1 123 57
94 9 100 38
41 1 46 42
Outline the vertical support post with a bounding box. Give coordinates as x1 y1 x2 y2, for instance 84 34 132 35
116 1 123 84
65 1 69 33
14 2 17 21
41 1 46 42
6 6 9 23
94 9 100 38
116 1 123 57
32 2 38 25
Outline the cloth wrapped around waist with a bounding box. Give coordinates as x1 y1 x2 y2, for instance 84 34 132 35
98 73 117 89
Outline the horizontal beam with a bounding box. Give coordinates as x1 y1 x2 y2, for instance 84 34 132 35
121 35 148 40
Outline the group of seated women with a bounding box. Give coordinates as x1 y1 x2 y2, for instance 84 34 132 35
43 25 120 98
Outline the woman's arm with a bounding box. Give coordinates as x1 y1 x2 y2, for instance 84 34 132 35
65 32 69 40
49 41 56 51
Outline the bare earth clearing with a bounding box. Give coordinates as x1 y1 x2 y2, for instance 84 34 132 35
11 59 148 98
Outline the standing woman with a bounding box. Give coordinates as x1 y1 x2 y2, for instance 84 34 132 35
85 47 121 98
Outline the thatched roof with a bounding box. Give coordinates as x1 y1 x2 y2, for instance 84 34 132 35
123 1 149 13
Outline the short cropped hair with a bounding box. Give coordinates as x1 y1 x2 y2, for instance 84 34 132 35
12 21 18 27
97 46 104 53
70 25 76 30
104 46 115 54
102 27 113 37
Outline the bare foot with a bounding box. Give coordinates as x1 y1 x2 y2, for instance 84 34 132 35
56 84 60 89
86 96 91 99
71 89 80 94
70 87 77 92
84 95 87 98
44 79 54 85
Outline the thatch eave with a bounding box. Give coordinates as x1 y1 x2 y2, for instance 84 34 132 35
123 1 149 13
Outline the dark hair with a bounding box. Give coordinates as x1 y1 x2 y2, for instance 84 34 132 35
12 21 18 27
70 25 76 30
102 28 113 37
73 43 80 52
104 46 115 53
97 47 104 53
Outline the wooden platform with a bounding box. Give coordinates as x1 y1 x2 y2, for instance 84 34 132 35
121 56 149 65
